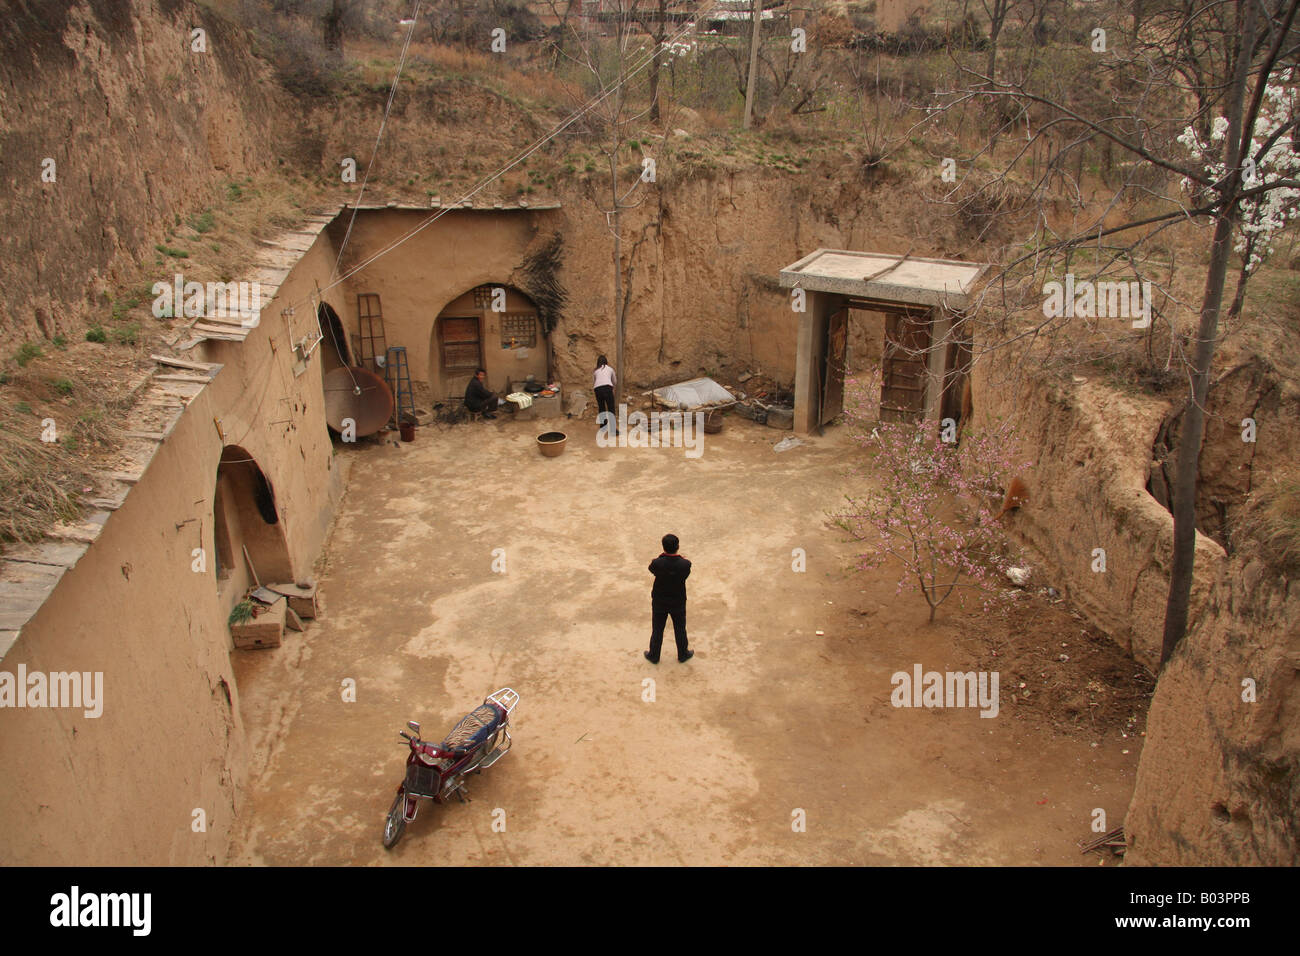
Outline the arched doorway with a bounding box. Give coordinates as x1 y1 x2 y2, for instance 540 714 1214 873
317 302 352 373
211 446 294 597
430 284 547 401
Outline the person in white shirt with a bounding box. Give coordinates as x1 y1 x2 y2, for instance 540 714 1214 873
593 354 617 433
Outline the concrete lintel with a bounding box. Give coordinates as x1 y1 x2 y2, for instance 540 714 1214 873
780 248 988 311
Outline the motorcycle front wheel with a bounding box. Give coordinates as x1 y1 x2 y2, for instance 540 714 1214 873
382 792 407 849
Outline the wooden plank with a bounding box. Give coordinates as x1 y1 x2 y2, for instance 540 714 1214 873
193 315 253 328
0 563 64 630
2 541 88 568
151 354 219 371
154 373 213 383
266 582 317 619
193 322 250 337
193 330 246 343
47 525 101 544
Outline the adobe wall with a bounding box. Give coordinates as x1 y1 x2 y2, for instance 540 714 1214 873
973 349 1300 865
973 361 1223 671
0 230 343 865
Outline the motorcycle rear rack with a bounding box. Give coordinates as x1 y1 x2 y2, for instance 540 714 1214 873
476 727 513 770
487 687 519 715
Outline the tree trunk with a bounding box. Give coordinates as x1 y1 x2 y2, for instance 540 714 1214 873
323 0 345 52
1160 0 1257 665
650 0 666 123
743 0 762 128
613 155 624 408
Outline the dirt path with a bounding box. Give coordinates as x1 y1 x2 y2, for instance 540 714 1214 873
226 413 1143 865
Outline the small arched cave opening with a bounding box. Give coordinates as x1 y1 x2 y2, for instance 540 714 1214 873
212 446 294 596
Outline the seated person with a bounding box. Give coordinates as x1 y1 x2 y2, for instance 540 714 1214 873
463 368 497 420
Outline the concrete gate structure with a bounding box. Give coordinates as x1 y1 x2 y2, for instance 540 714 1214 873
778 249 989 434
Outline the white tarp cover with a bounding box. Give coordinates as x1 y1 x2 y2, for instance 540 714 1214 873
652 377 735 409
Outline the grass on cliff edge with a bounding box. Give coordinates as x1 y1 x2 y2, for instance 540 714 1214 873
1233 470 1300 572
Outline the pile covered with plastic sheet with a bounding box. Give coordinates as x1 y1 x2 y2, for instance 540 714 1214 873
651 376 736 410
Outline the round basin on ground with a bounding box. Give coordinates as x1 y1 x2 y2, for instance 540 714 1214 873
537 432 567 457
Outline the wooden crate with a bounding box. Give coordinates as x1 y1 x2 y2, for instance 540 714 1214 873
231 597 285 649
266 582 318 620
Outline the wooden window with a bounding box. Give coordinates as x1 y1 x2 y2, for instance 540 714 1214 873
500 313 537 348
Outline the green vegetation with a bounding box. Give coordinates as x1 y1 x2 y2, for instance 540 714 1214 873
229 599 255 626
190 209 216 234
14 401 32 415
109 324 140 346
52 378 74 395
13 342 42 367
52 334 67 349
86 326 107 343
155 243 190 259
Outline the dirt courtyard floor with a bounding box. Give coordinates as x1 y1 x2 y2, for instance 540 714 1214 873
226 409 1147 865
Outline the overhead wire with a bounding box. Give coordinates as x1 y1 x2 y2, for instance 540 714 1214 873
274 4 711 324
319 0 424 395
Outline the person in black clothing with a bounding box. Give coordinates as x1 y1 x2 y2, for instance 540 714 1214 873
464 368 497 419
645 533 694 664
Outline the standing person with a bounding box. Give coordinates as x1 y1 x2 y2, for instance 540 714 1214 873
645 533 694 664
593 354 617 433
464 368 497 420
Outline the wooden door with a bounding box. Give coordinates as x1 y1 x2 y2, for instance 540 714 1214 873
439 317 482 399
880 312 930 423
821 307 848 425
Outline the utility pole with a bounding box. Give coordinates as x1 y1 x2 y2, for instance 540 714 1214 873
743 0 762 128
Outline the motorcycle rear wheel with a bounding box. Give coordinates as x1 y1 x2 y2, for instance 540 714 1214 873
382 792 407 849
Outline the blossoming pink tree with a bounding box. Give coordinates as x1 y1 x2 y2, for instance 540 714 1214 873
836 376 1032 623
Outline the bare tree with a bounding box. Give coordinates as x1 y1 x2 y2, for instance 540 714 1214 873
927 0 1300 664
554 0 665 403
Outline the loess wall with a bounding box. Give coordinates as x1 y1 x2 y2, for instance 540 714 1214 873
0 228 344 865
0 0 285 349
975 350 1300 865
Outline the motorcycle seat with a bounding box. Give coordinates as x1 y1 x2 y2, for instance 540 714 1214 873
440 702 506 753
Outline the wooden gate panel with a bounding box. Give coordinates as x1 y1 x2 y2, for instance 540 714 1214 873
880 312 930 423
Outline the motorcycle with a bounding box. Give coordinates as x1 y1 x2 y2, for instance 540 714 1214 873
382 687 519 849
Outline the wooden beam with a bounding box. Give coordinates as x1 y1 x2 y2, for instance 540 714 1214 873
151 354 219 371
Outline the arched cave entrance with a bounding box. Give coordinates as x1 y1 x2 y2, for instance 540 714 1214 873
212 446 294 595
429 284 548 401
317 302 352 373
